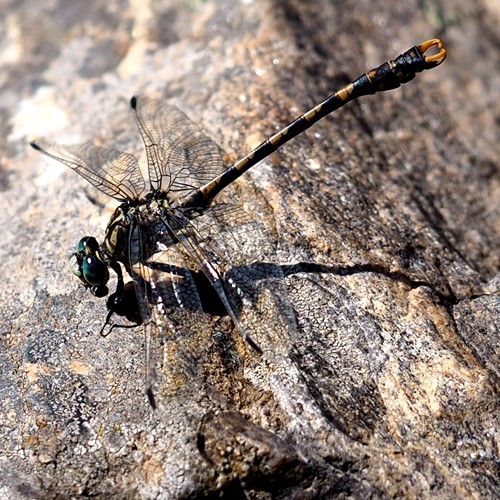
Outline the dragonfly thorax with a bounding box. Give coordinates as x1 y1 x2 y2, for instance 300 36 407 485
103 203 136 264
103 196 191 270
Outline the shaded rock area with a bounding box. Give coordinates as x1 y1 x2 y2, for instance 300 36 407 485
0 0 498 498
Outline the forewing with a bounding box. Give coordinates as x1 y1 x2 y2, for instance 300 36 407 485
131 96 225 198
31 139 145 201
128 212 215 403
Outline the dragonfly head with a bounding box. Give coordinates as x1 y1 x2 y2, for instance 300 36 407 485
69 236 110 297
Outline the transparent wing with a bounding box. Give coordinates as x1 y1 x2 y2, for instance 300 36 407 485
126 202 297 403
128 212 215 405
222 259 298 360
127 218 156 405
31 139 146 201
193 203 275 266
174 204 297 355
130 96 225 197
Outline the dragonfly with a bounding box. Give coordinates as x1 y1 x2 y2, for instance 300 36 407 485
30 39 446 408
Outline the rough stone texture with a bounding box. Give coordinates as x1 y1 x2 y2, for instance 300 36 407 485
0 0 498 498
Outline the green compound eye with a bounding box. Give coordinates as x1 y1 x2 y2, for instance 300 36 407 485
82 254 109 286
77 236 99 255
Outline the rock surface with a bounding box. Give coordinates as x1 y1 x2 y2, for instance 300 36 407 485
0 0 498 498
